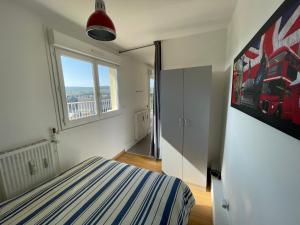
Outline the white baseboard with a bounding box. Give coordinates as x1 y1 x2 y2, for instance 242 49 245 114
112 150 125 160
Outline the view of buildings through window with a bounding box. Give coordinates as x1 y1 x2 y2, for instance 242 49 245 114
61 55 118 121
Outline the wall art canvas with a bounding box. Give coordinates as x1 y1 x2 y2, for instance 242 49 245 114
231 0 300 140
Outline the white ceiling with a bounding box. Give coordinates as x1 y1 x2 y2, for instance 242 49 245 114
19 0 237 65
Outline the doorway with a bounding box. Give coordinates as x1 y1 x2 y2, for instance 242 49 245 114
128 69 154 157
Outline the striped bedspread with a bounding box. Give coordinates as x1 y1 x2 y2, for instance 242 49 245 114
0 157 195 225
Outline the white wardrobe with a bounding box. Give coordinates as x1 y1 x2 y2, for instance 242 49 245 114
160 66 212 187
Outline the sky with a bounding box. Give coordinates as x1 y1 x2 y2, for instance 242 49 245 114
61 55 111 87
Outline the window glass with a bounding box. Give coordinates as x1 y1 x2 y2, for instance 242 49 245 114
98 65 119 113
268 64 283 77
269 51 286 65
287 65 298 81
61 55 97 120
149 77 154 112
262 79 285 96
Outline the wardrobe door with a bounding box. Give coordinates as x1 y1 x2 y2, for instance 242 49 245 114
161 69 184 179
183 66 212 187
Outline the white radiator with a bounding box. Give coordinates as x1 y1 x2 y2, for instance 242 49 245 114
134 109 150 141
0 140 59 202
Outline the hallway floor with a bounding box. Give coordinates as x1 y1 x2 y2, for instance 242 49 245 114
127 134 152 157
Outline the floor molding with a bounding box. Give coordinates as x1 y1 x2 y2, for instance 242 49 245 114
112 150 125 160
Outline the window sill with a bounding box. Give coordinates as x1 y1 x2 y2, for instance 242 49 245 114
60 109 123 131
100 109 123 120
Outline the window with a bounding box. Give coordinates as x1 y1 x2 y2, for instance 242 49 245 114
54 49 120 129
61 55 97 121
148 69 154 129
262 79 285 96
269 51 286 65
287 65 298 81
149 75 154 112
268 64 282 77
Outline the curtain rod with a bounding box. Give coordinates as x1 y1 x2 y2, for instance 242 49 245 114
119 43 154 54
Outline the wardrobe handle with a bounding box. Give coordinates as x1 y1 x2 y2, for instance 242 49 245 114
178 117 184 127
184 118 191 127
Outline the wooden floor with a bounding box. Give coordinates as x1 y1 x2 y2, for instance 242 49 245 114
114 152 213 225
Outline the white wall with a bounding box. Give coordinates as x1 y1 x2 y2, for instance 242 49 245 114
221 0 300 225
162 29 228 167
212 177 229 225
0 0 149 171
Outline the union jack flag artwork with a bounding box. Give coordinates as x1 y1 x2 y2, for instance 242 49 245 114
232 0 300 141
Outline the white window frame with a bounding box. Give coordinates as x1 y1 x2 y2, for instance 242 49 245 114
52 47 121 130
96 60 120 119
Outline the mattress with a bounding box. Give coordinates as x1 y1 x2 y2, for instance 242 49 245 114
0 157 195 225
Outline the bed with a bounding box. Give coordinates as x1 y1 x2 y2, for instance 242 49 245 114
0 157 195 225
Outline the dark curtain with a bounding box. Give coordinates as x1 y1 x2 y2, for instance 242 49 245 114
150 41 161 159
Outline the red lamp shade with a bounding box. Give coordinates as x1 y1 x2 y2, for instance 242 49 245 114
86 0 116 41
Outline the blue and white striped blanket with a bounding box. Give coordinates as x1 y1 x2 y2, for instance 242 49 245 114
0 157 195 225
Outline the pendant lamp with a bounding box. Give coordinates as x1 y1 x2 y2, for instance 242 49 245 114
86 0 116 41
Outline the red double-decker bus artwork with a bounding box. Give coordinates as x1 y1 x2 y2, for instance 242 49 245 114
259 47 300 125
231 0 300 140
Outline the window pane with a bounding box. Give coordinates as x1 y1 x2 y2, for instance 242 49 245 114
98 65 118 113
61 55 97 120
149 77 154 111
